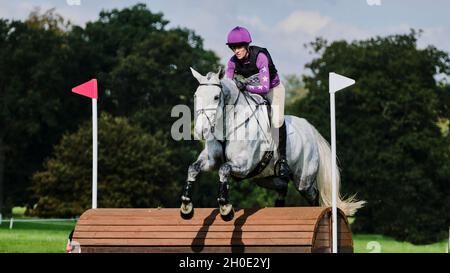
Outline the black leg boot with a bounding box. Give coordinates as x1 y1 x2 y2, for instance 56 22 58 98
181 181 193 203
217 182 230 206
275 121 291 180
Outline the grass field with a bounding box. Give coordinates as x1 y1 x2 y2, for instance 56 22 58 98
0 207 76 253
353 234 447 253
0 208 447 253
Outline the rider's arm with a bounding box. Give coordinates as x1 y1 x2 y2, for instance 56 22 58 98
226 58 235 79
246 53 270 94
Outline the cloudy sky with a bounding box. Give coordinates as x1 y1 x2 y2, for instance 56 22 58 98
1 0 449 76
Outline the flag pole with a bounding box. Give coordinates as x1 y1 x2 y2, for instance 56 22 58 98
329 72 355 253
71 79 99 209
92 98 98 209
330 90 338 253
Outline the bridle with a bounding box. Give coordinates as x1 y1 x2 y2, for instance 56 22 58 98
195 81 269 141
196 83 224 134
195 80 274 180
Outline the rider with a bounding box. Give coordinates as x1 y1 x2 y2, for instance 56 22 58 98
225 26 291 182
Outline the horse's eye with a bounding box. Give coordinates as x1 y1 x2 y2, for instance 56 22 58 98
214 95 219 100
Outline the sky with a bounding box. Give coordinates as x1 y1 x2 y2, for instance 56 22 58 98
1 0 449 77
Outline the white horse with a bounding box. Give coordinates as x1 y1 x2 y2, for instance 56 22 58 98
180 68 365 221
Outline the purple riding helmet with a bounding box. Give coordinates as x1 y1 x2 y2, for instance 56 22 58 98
226 26 252 45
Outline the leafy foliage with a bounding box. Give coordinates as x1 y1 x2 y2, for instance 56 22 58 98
30 113 177 217
288 31 450 243
0 4 220 215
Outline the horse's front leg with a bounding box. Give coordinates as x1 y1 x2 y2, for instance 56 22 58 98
217 161 246 221
180 146 220 219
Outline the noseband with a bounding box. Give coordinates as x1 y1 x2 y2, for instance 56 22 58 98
196 83 224 134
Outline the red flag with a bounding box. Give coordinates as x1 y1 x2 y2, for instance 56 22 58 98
72 79 98 99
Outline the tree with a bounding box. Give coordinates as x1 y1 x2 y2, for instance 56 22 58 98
78 4 222 208
288 31 450 243
0 4 221 215
0 10 91 216
30 113 178 217
283 74 308 102
63 4 222 210
71 4 220 126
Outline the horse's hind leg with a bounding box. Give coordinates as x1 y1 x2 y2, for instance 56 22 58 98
254 177 288 207
294 174 319 206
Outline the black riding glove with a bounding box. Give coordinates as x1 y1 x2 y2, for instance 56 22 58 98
234 79 247 91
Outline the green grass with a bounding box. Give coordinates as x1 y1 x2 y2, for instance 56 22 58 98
353 234 447 253
0 207 76 253
0 208 448 253
348 217 448 253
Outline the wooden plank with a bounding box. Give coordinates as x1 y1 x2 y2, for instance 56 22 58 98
76 219 319 226
318 221 349 230
75 238 314 246
316 226 351 233
312 246 353 253
73 231 315 240
314 232 353 241
71 207 353 253
317 218 353 237
81 207 328 219
81 246 313 253
75 224 316 233
84 215 325 221
81 211 328 220
314 239 353 248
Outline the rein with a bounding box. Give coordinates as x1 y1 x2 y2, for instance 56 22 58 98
196 82 270 141
196 81 275 179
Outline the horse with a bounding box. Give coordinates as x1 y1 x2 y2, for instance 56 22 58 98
180 67 365 221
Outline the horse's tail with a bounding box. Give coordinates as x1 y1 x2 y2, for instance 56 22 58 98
313 127 365 216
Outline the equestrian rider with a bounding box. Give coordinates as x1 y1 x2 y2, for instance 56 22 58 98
225 26 291 181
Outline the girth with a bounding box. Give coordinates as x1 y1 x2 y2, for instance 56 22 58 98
231 150 274 182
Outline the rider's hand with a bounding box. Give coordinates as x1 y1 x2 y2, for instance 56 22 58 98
235 79 246 91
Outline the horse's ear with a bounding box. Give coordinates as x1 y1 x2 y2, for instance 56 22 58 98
217 66 225 79
190 67 204 83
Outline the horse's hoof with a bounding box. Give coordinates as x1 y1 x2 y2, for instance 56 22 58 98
219 204 234 221
221 209 234 222
180 202 194 220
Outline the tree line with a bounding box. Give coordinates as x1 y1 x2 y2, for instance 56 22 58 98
0 4 448 244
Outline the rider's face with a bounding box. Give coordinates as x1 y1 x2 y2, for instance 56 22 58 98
231 45 248 60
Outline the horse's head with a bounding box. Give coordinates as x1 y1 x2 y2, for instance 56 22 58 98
190 67 224 140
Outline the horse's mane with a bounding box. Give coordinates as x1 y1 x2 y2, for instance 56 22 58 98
220 77 239 102
220 77 267 106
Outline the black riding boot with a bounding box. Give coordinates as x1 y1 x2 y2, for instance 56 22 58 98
217 182 230 206
275 121 291 180
181 181 193 203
